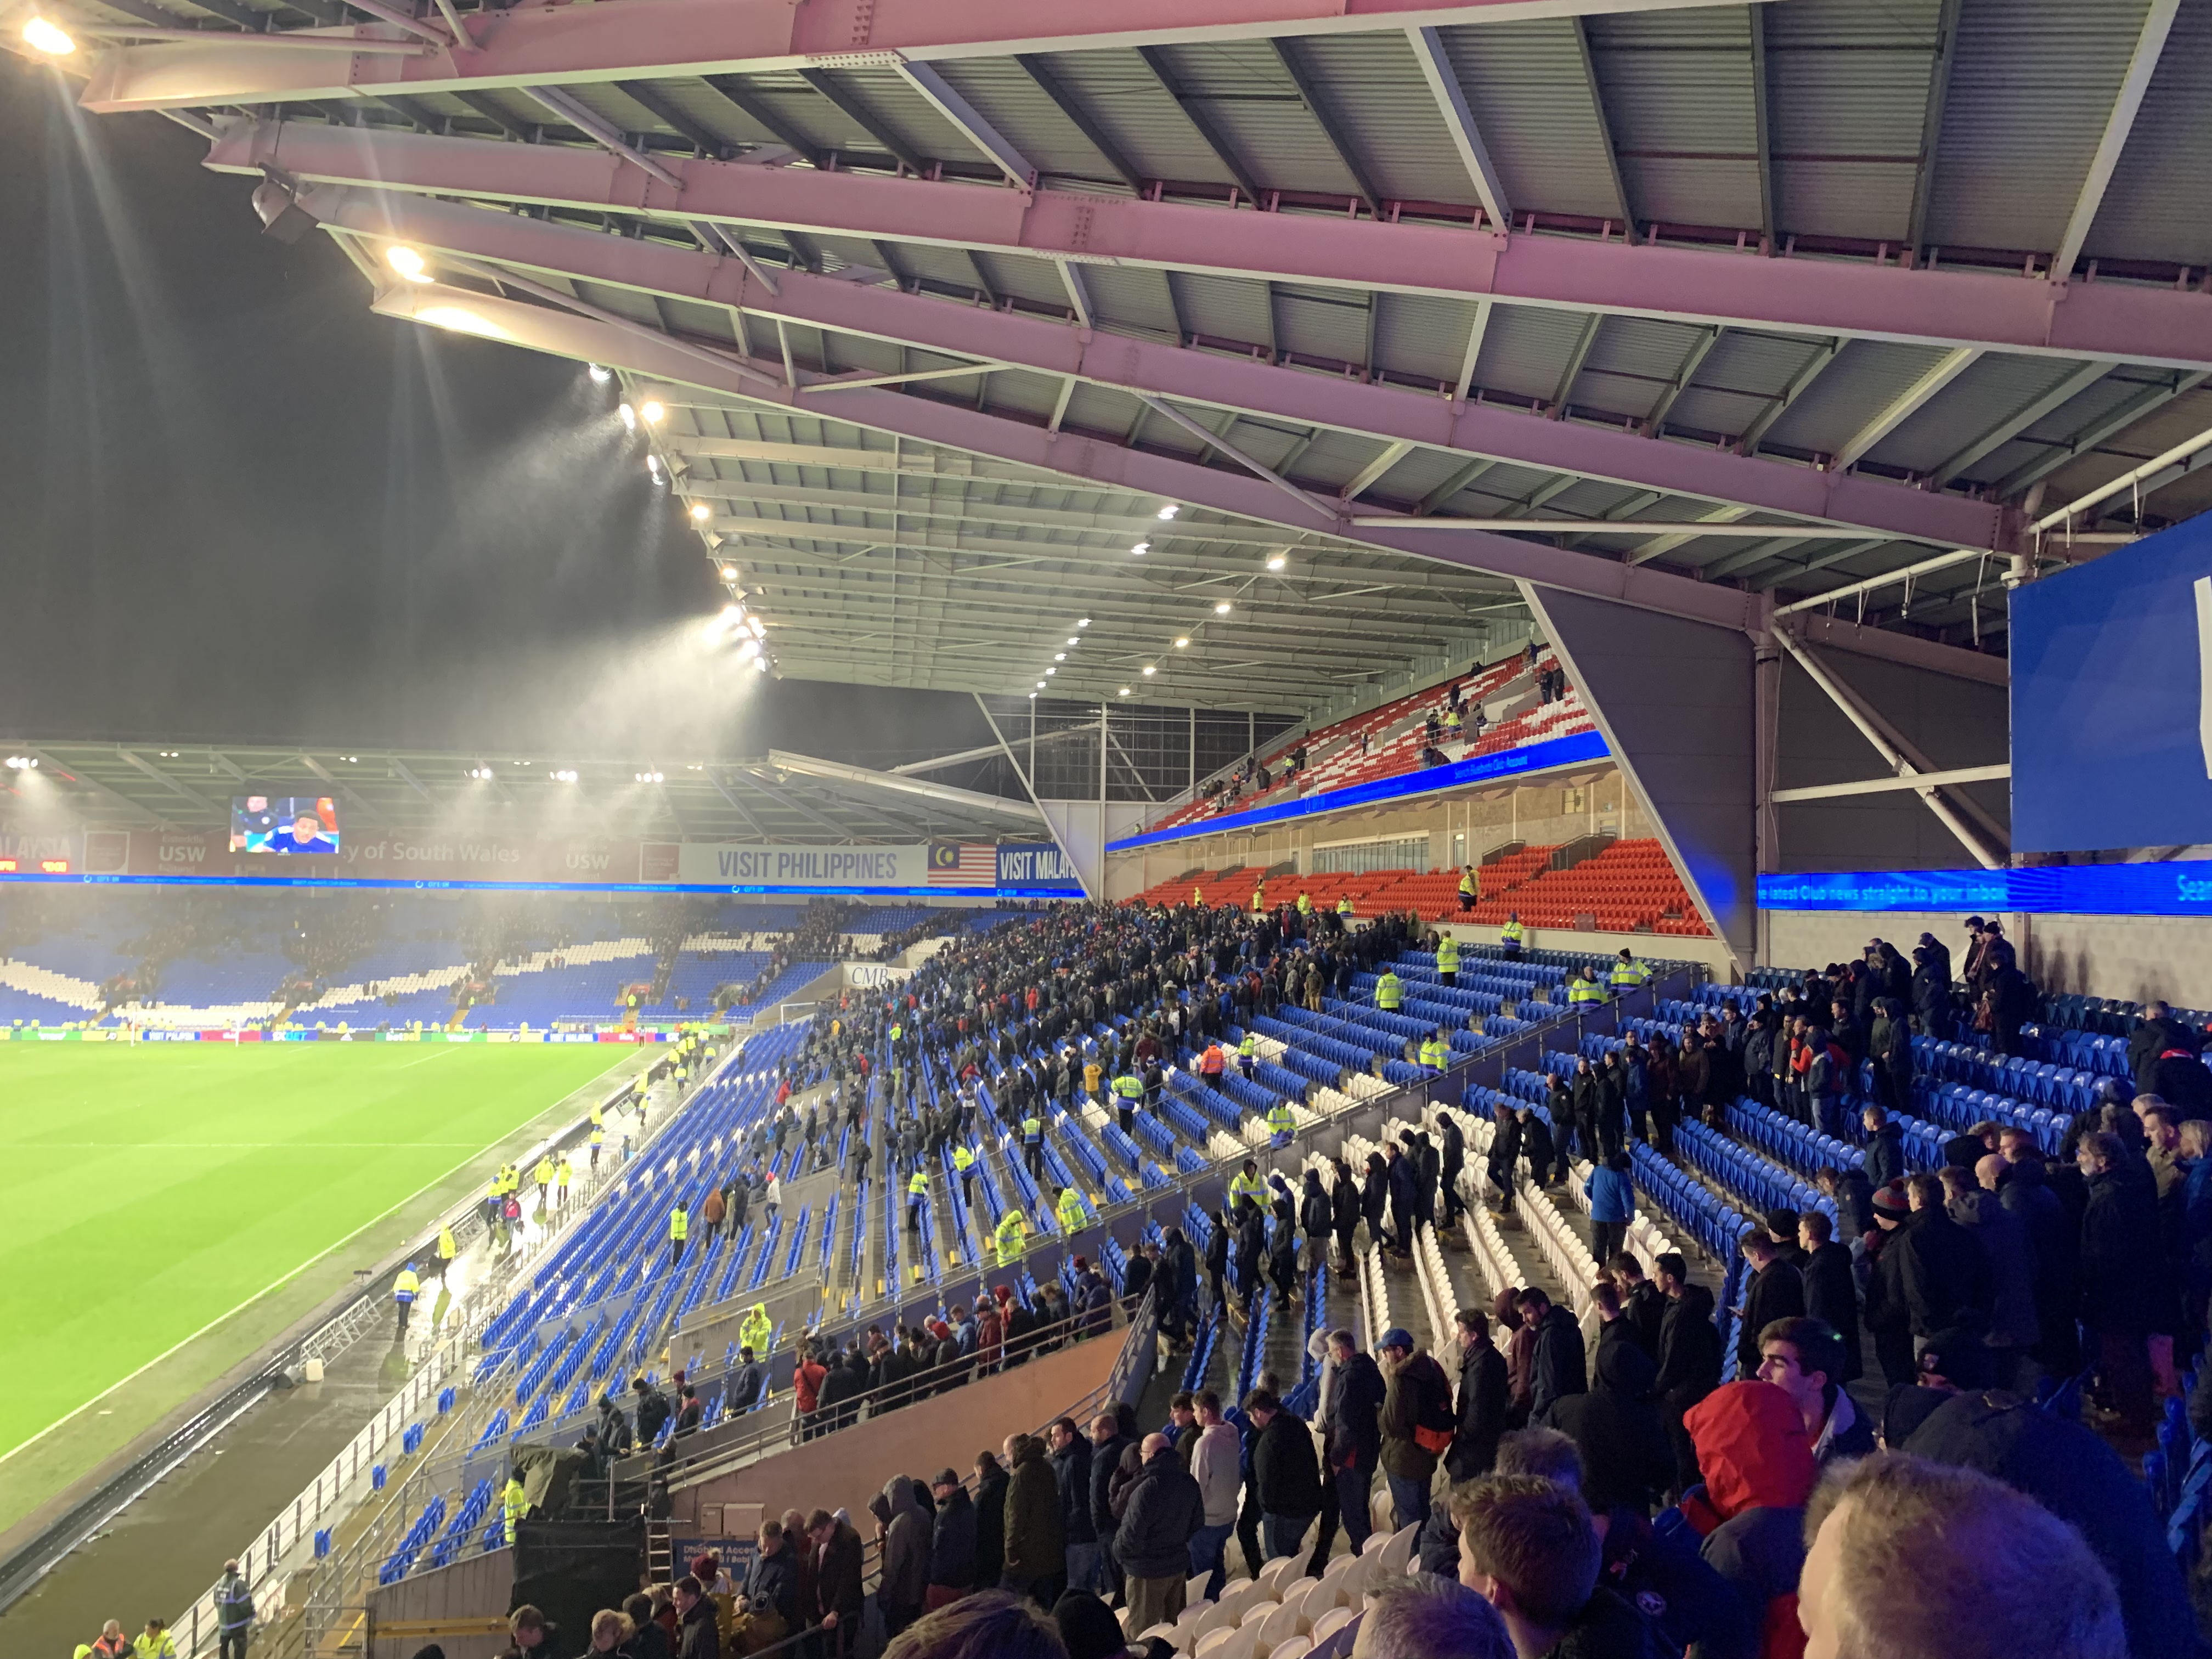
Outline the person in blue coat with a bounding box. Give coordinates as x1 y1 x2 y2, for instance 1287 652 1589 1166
1585 1149 1635 1266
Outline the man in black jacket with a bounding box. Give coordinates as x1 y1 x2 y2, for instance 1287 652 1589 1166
1049 1417 1101 1596
1518 1288 1587 1421
631 1376 672 1447
924 1472 977 1611
1608 1254 1667 1360
1734 1228 1806 1375
1114 1434 1204 1634
1319 1329 1385 1556
1898 1170 1992 1343
1861 1105 1906 1193
1087 1415 1130 1604
1796 1212 1861 1382
1246 1389 1324 1559
1438 1110 1468 1227
1446 1307 1509 1481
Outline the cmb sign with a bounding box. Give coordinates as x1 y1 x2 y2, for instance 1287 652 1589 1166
2011 514 2212 853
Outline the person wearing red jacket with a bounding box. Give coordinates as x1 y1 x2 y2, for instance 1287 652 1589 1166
1680 1381 1819 1659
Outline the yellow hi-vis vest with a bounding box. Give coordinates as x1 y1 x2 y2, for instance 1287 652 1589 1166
1251 889 1267 915
1376 972 1403 1011
1610 957 1650 989
739 1307 773 1353
437 1224 456 1261
995 1210 1028 1264
504 1477 528 1542
393 1268 420 1302
1501 920 1525 945
557 1159 572 1188
1057 1189 1087 1232
1266 1102 1296 1137
1193 886 1205 906
1436 936 1460 974
590 1127 606 1149
534 1157 554 1188
1421 1037 1449 1069
1229 1169 1267 1207
1297 893 1312 914
590 1104 604 1128
1336 896 1353 916
1022 1115 1044 1143
1114 1073 1143 1101
953 1144 975 1172
1238 1034 1256 1059
669 1207 689 1242
908 1171 929 1198
1567 975 1604 1006
1459 870 1478 898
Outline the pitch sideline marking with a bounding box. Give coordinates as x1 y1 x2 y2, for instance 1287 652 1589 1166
0 1049 632 1469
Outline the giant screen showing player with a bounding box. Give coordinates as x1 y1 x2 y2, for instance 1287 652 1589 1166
230 795 340 855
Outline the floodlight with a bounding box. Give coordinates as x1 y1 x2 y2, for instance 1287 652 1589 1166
1143 665 1156 675
753 655 769 674
1266 554 1286 571
1157 504 1179 520
1045 667 1056 675
1175 637 1190 648
1214 601 1232 614
1077 618 1091 628
1066 637 1079 646
1036 681 1046 690
618 402 637 431
1130 542 1149 555
1118 687 1132 696
22 16 75 53
747 616 765 639
647 455 664 482
1054 653 1065 662
640 400 667 425
737 638 761 661
249 179 317 245
384 244 430 282
588 363 612 384
1028 692 1038 700
689 502 712 522
720 565 738 582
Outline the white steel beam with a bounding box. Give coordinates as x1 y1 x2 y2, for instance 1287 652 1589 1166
195 120 2212 372
281 176 2015 555
1925 362 2109 488
1829 347 1980 472
763 749 1043 823
2050 0 2181 281
1771 763 2010 804
1405 25 1510 229
892 61 1036 187
1339 439 1418 503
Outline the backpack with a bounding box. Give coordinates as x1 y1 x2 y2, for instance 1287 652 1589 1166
1410 1363 1457 1455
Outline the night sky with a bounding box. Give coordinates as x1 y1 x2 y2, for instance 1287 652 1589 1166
0 60 992 769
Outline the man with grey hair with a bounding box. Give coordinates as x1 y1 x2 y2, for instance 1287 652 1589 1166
1350 1575 1514 1659
1798 1452 2124 1659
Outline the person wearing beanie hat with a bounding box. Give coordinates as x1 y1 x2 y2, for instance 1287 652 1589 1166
1052 1588 1132 1659
1863 1181 1916 1390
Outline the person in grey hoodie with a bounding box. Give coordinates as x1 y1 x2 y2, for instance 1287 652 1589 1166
871 1474 932 1638
1187 1392 1242 1600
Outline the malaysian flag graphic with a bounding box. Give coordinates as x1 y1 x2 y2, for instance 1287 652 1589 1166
928 842 996 887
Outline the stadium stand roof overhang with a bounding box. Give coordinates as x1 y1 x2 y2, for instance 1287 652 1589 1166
0 740 1041 840
24 0 2212 683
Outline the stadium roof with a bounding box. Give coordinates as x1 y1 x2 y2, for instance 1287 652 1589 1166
26 0 2212 701
2 740 1041 840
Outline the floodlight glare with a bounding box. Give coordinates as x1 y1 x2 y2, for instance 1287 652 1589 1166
737 638 761 661
747 616 765 639
640 400 667 425
1143 665 1156 675
1157 504 1179 520
1054 653 1065 662
1066 637 1079 646
1045 667 1056 675
1119 687 1132 696
416 305 507 340
1130 542 1149 555
22 17 74 54
1266 554 1287 571
618 402 637 431
1036 681 1047 690
1175 637 1190 648
647 455 664 481
588 363 612 384
720 565 738 582
689 503 712 522
384 244 430 282
1028 692 1039 700
1214 601 1232 614
1077 618 1091 628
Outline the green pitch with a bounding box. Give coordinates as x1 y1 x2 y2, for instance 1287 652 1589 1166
0 1042 624 1466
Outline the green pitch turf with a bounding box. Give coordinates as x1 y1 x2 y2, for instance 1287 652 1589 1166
0 1042 624 1466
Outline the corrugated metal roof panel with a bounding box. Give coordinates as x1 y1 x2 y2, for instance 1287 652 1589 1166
2037 383 2212 505
2082 0 2212 264
1374 292 1482 388
1432 19 1626 221
1761 339 1954 457
1084 262 1181 340
1926 0 2154 258
1292 30 1485 208
816 65 983 164
970 249 1068 310
1863 352 2095 475
1765 0 1939 241
1021 48 1232 188
1147 39 1363 199
926 56 1134 184
1172 272 1278 347
1577 315 1715 420
1668 329 1836 443
1060 381 1142 440
1274 282 1374 367
1476 305 1604 403
1959 367 2158 487
1585 5 1762 229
